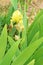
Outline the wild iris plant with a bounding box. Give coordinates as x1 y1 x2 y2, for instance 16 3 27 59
0 0 43 65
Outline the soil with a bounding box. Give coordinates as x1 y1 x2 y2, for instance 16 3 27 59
0 0 10 7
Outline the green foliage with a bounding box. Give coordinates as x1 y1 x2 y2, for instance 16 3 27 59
0 38 20 65
8 36 15 46
0 0 43 65
27 10 43 45
11 37 43 65
0 25 7 61
5 6 14 25
10 0 18 10
27 59 35 65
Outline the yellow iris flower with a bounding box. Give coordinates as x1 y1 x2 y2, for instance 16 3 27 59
10 10 24 31
11 10 23 23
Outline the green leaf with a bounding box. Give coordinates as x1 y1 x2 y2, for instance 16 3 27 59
30 31 39 43
35 56 43 65
12 37 43 65
27 59 35 65
6 6 14 25
20 38 26 51
27 10 43 45
38 15 43 37
27 19 38 45
0 39 20 65
24 45 43 65
22 11 28 49
0 24 7 61
8 36 21 59
33 45 43 60
8 36 15 46
28 45 43 62
10 0 18 10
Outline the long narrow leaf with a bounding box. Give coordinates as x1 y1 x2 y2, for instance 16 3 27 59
10 0 18 10
8 36 15 46
27 59 35 65
12 37 43 65
0 39 20 65
0 24 7 61
27 10 43 45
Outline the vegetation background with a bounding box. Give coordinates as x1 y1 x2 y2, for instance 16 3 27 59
0 0 43 25
0 0 43 65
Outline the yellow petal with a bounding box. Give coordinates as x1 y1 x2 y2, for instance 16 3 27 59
11 10 23 23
